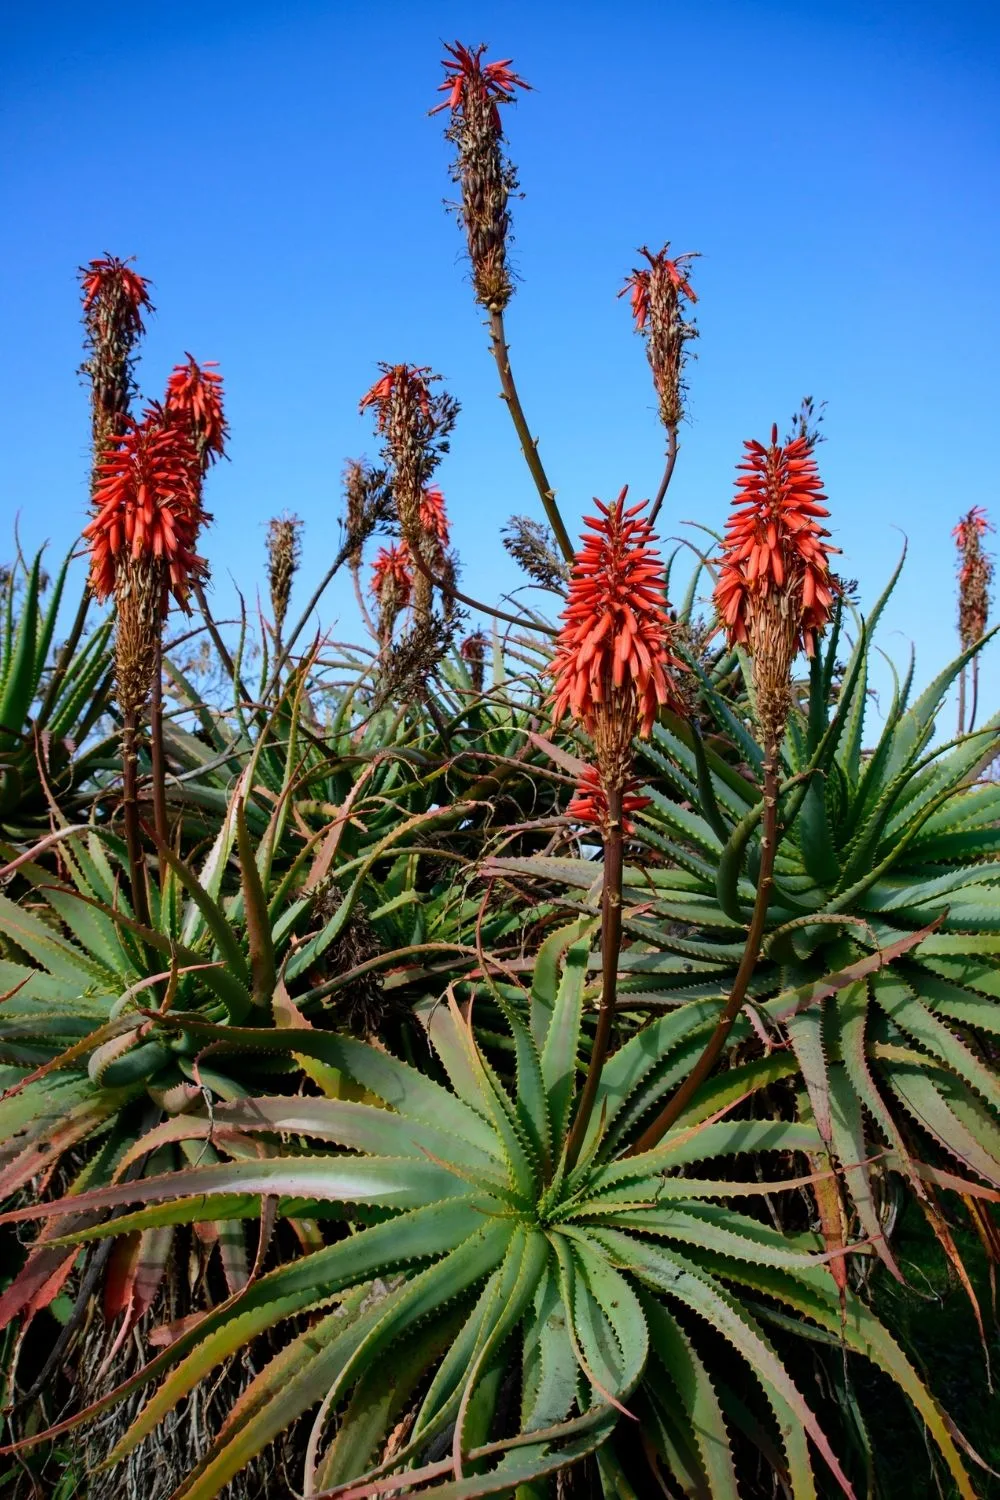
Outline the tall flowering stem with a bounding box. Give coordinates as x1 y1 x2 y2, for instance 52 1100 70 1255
359 365 458 624
432 42 572 562
632 429 838 1154
953 505 993 733
266 513 303 647
552 490 684 1170
83 412 207 921
620 244 699 526
79 255 154 482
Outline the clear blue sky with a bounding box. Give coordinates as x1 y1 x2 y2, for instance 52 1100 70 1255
2 0 998 717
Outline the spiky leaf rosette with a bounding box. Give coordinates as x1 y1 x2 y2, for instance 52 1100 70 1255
0 943 975 1499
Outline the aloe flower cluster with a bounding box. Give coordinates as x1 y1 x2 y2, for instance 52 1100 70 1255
551 489 683 833
79 255 154 473
953 504 993 650
715 425 837 749
360 365 458 627
620 244 699 433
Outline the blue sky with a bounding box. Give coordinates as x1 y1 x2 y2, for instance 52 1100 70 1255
2 0 998 718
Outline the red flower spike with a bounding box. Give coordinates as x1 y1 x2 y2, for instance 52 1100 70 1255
359 365 433 433
430 41 531 129
79 255 153 335
420 487 450 547
567 766 650 837
164 354 227 465
715 425 838 658
370 544 413 608
83 413 206 611
551 488 684 740
619 245 698 333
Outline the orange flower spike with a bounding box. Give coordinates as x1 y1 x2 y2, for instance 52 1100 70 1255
430 41 531 128
79 255 153 334
359 365 433 432
551 488 684 740
619 245 699 332
420 487 450 547
370 543 413 607
715 424 838 658
164 354 227 465
83 414 207 611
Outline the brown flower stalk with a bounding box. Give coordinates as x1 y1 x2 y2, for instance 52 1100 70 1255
79 255 154 481
266 513 303 647
460 630 488 693
953 505 993 733
551 490 684 1170
620 244 699 525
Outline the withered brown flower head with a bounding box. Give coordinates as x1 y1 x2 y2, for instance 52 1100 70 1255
715 425 838 750
620 244 699 432
432 41 530 312
953 505 993 649
502 515 569 590
79 254 155 471
360 366 459 622
266 512 303 642
551 488 685 835
342 457 394 569
460 629 488 693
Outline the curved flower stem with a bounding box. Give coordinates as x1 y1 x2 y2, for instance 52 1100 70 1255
564 786 624 1173
647 426 678 530
627 750 780 1156
958 665 967 736
263 536 354 699
406 545 558 636
969 656 980 735
489 309 573 563
121 711 151 929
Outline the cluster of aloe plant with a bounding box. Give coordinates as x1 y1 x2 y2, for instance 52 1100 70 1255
1 33 998 1500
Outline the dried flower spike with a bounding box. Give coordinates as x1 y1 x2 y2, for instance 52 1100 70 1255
79 255 154 473
460 629 488 693
620 244 699 432
953 505 993 650
164 354 228 469
715 425 838 749
266 513 303 643
360 365 458 622
551 488 684 834
432 41 530 312
370 543 413 643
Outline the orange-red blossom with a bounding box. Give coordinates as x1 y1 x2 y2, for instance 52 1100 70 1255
80 255 153 334
83 412 206 612
164 354 227 466
430 41 531 129
551 488 684 833
715 425 837 658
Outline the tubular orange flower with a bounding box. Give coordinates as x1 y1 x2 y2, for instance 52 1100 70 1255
620 244 699 434
420 487 450 547
359 365 433 432
715 425 837 657
83 413 206 612
552 488 682 739
80 255 153 336
567 767 651 837
164 354 227 467
370 544 413 608
430 41 531 130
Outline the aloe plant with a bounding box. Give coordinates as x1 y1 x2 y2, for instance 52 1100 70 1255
0 550 113 837
0 921 980 1498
